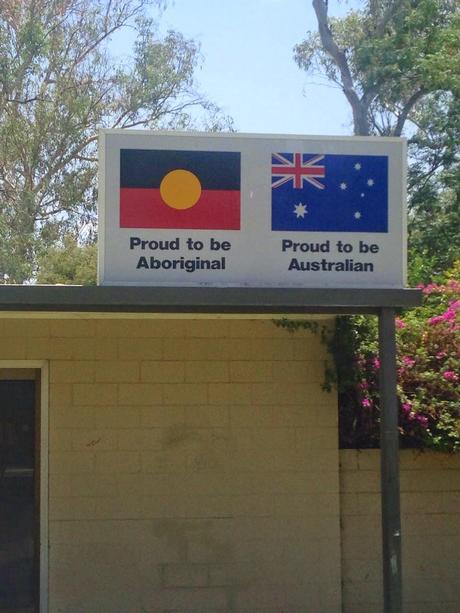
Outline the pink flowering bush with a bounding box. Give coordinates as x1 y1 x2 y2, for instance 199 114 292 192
339 262 460 451
276 263 460 451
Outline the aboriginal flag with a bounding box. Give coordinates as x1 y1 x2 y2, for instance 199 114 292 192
120 149 241 230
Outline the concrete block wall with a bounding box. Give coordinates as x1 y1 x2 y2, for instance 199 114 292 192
340 449 460 613
0 316 341 612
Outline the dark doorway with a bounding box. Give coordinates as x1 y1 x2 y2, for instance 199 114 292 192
0 379 38 612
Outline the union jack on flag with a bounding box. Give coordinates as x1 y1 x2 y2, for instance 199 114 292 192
272 152 326 190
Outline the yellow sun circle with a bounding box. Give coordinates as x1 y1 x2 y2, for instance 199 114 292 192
159 169 202 210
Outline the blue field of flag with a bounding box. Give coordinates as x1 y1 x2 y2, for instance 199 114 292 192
271 153 388 232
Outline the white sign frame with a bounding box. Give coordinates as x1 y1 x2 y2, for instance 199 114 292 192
98 130 407 288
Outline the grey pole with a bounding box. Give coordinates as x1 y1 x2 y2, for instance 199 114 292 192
379 307 403 612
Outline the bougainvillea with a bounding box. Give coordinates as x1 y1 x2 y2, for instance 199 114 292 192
343 264 460 451
276 262 460 451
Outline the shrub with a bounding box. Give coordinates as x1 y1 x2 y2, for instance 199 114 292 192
341 264 460 451
276 262 460 451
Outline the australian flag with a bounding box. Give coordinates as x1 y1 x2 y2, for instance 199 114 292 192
271 152 388 232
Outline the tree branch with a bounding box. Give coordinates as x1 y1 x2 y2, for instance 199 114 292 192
312 0 370 135
394 89 426 136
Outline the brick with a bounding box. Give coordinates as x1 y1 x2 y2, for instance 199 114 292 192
340 469 380 493
252 382 328 405
71 429 117 451
49 383 73 408
272 359 324 383
28 337 95 360
229 319 294 338
0 336 27 358
49 428 73 451
162 564 208 587
93 337 118 359
164 383 208 404
117 428 163 451
95 451 140 474
93 406 141 429
73 383 117 406
339 450 359 470
401 469 460 493
141 360 185 382
184 405 229 428
230 404 313 429
50 319 96 337
229 361 272 382
49 451 95 474
49 473 117 499
142 587 228 611
142 449 186 474
118 383 163 405
163 338 223 361
50 405 95 429
49 496 97 520
96 318 186 338
247 338 296 360
50 360 95 383
95 360 139 383
185 361 229 382
292 336 327 360
117 337 163 360
94 496 143 519
185 319 230 338
141 406 185 428
208 383 252 405
2 319 50 337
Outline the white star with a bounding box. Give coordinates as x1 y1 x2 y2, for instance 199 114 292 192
354 211 362 219
294 202 307 218
367 178 374 186
360 193 365 197
340 182 347 190
354 163 362 170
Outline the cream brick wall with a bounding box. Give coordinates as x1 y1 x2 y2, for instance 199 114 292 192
0 316 341 613
340 449 460 613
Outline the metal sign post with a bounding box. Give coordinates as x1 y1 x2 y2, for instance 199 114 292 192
379 307 403 612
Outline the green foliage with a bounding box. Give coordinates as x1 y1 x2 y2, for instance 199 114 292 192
0 0 230 282
36 235 97 285
295 1 459 134
296 1 460 278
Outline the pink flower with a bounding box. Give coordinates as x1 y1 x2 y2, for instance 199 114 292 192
402 356 415 367
361 398 372 408
395 318 406 329
429 315 444 325
373 358 380 369
416 415 429 428
423 283 440 295
436 351 447 359
402 402 412 412
443 371 459 382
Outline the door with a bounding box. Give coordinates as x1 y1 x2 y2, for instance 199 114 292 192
0 378 39 612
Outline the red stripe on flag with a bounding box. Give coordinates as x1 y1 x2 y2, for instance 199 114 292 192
120 188 240 230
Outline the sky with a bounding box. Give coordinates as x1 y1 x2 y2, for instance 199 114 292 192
154 0 359 136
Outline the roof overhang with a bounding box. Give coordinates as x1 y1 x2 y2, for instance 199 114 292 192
0 286 422 315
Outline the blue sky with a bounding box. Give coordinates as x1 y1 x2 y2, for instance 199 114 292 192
154 0 358 136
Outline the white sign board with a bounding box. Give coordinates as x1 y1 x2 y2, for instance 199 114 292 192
98 130 406 288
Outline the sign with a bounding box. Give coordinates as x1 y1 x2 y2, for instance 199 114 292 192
98 130 407 288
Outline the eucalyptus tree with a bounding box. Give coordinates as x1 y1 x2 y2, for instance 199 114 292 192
0 0 226 282
296 0 459 279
